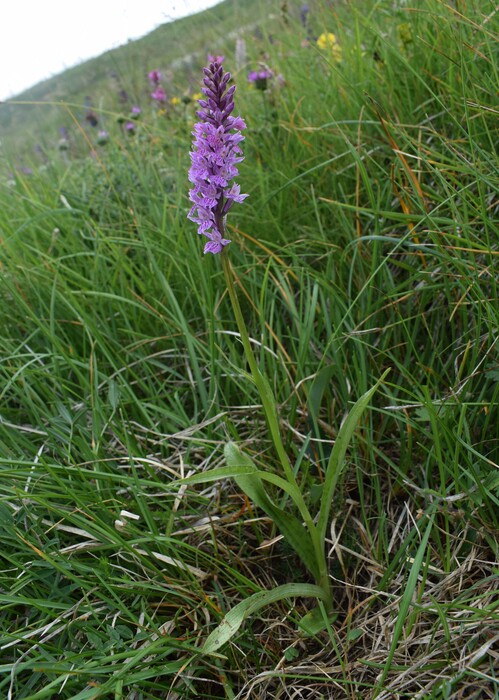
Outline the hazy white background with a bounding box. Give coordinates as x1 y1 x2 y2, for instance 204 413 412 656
0 0 222 101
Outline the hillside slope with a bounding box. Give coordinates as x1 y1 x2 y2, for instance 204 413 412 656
0 0 269 152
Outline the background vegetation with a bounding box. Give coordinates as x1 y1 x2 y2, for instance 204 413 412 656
0 0 497 698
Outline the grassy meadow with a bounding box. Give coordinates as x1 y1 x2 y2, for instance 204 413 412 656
0 0 498 698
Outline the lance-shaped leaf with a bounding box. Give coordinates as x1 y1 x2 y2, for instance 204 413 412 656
317 369 390 542
224 442 320 581
203 583 327 655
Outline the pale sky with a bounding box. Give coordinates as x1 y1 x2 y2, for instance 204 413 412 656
0 0 223 101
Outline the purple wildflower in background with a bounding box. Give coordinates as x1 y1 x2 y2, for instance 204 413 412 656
188 55 248 255
151 86 167 103
98 129 109 137
84 97 99 127
130 105 142 120
248 69 272 91
300 3 310 28
148 70 162 86
85 110 99 127
97 130 109 145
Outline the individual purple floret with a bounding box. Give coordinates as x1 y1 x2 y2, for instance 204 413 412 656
188 56 248 255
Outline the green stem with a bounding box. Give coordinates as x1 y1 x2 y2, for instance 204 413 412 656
221 251 332 610
221 252 294 484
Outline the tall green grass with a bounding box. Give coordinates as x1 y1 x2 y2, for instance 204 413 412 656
1 0 497 697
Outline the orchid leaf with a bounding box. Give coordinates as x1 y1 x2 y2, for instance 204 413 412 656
224 443 320 580
317 369 390 542
298 605 338 636
174 465 255 487
202 583 326 655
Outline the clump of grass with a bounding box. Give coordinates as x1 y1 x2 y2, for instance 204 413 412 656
0 0 497 698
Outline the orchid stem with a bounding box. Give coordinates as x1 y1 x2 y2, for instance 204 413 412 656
221 250 332 610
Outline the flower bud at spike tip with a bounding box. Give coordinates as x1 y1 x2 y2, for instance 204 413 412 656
188 56 248 255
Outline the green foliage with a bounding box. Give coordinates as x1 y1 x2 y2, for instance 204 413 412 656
0 0 497 697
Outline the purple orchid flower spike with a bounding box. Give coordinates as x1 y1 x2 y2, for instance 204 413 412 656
188 56 248 255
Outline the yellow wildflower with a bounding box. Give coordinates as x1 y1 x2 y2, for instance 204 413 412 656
317 32 337 50
316 32 342 63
